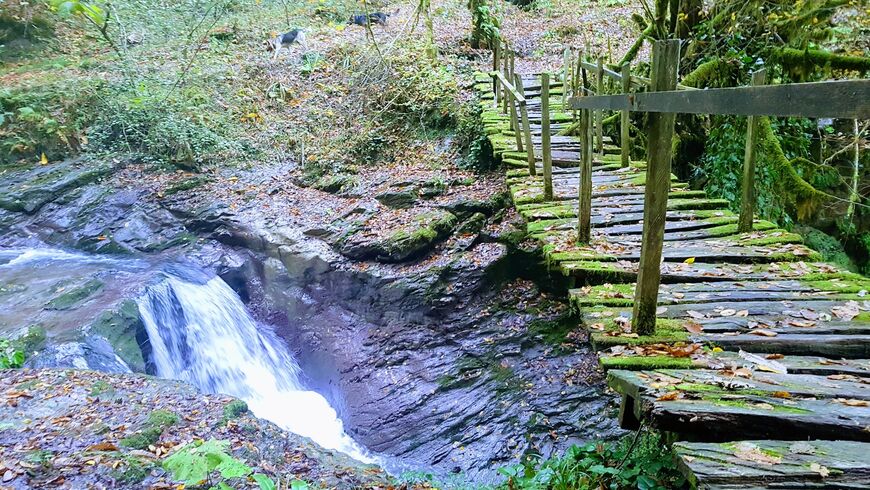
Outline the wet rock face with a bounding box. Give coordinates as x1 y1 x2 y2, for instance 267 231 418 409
228 234 621 483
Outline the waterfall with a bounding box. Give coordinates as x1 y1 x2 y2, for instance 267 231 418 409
137 272 373 463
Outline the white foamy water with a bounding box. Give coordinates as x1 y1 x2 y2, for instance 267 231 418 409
137 273 373 463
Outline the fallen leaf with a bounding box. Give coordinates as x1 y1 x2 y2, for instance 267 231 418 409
684 322 703 334
684 257 695 264
809 462 830 478
40 152 48 165
835 398 869 407
86 442 118 452
734 442 781 465
735 309 749 317
765 354 784 360
657 391 682 401
720 309 736 317
772 391 791 399
749 329 778 337
687 310 706 319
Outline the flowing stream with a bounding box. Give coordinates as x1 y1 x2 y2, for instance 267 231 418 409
137 270 374 463
1 247 373 463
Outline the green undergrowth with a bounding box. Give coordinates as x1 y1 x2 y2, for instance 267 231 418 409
496 429 686 490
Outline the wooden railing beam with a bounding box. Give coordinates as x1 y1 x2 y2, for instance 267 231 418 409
567 79 870 119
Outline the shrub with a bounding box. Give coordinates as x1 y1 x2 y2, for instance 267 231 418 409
497 430 685 490
455 99 496 172
0 339 26 369
0 81 97 165
87 85 245 170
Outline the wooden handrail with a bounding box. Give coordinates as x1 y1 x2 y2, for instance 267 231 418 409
567 79 870 119
490 71 526 105
578 60 697 91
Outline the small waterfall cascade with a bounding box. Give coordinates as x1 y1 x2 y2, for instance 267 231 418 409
137 272 373 463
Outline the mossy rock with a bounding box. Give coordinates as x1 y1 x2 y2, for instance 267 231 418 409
456 212 487 235
339 210 458 262
796 226 858 272
120 409 179 449
163 176 211 196
376 188 419 209
44 279 103 310
314 174 355 194
87 300 148 373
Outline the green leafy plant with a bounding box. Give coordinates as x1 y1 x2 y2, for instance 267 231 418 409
0 339 26 369
496 430 685 490
163 438 277 490
468 0 500 49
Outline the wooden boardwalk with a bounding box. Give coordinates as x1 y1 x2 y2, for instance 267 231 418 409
475 72 870 489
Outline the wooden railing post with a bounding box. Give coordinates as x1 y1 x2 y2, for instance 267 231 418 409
541 72 554 200
562 48 570 107
620 63 632 167
508 81 524 153
596 58 605 155
515 73 536 176
632 39 681 336
509 50 515 85
738 68 768 233
577 107 593 243
502 45 510 114
493 44 501 108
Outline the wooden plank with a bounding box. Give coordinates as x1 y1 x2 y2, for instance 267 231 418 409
653 369 870 400
608 369 870 442
699 333 870 358
707 352 870 378
738 69 767 233
561 260 848 284
566 79 870 119
675 440 870 489
633 39 681 335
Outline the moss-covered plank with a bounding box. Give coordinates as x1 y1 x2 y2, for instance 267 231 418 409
607 369 870 441
675 440 870 489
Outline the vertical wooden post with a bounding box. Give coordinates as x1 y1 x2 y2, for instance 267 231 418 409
577 108 593 243
508 83 524 152
596 58 605 155
541 72 554 201
620 63 632 168
502 46 510 114
562 48 570 107
493 44 501 108
737 68 768 233
509 50 515 83
631 39 681 336
515 73 536 177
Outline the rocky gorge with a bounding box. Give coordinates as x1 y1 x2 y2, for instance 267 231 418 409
0 156 620 486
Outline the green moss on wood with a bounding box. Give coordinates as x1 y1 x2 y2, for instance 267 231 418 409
599 355 693 371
